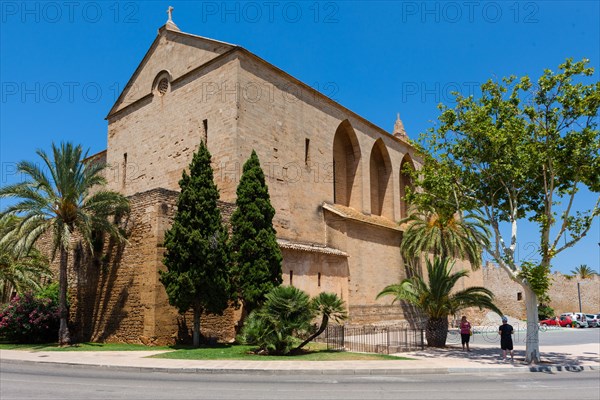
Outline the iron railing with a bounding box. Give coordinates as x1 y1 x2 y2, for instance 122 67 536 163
316 325 425 354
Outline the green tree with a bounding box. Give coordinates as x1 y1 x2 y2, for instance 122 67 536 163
230 150 282 314
377 257 502 347
400 208 490 270
570 264 598 279
294 292 348 352
0 142 129 345
415 58 599 362
0 217 51 303
160 142 230 347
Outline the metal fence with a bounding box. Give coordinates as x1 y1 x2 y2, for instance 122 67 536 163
316 325 425 354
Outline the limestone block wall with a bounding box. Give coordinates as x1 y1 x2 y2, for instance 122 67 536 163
281 248 349 301
547 272 600 315
236 54 419 245
481 265 600 322
38 188 240 345
106 54 241 200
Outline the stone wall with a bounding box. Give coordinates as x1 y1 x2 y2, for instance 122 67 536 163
39 188 240 345
480 264 600 321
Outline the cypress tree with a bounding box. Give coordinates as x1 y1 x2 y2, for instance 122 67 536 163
160 142 229 347
231 150 282 314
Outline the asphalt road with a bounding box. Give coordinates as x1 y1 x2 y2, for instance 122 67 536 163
1 362 599 400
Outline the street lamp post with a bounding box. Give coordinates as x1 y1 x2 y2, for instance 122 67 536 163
577 282 582 313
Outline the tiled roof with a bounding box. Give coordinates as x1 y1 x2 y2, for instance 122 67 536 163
322 203 403 231
277 239 348 257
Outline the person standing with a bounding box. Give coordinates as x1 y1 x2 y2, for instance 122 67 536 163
460 316 472 351
498 316 514 361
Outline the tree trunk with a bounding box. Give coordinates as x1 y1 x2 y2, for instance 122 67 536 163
524 285 541 364
58 247 71 346
426 317 448 347
294 315 329 353
193 306 201 347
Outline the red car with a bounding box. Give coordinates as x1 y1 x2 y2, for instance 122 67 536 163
539 316 574 327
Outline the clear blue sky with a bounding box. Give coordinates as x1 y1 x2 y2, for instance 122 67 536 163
1 1 598 274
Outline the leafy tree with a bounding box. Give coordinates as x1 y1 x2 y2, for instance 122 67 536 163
230 150 282 314
377 257 502 347
237 285 313 355
294 292 348 352
400 208 490 269
570 264 598 279
414 58 599 363
0 142 129 345
1 217 51 303
160 142 230 347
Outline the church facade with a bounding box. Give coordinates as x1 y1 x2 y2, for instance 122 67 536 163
72 17 425 344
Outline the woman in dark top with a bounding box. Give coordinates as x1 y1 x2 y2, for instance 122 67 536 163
498 316 514 361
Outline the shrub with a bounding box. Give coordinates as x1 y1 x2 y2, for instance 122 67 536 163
0 292 60 343
35 282 60 306
237 286 314 355
538 304 555 321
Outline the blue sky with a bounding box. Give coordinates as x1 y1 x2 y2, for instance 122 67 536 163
1 1 598 274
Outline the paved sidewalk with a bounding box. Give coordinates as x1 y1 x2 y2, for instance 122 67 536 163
1 342 598 375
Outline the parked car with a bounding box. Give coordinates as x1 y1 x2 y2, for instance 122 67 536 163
540 316 573 327
560 312 588 328
585 314 599 328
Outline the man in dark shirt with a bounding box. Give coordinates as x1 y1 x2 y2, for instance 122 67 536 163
498 316 514 361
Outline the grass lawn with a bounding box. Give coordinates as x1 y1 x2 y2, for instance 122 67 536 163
151 343 413 361
0 341 413 360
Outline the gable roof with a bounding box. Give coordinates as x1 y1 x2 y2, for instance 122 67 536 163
106 24 236 119
105 24 414 149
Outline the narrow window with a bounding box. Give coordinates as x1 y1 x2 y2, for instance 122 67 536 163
305 138 310 165
122 153 128 188
332 160 336 202
290 270 293 286
517 292 522 301
203 119 208 144
318 272 321 287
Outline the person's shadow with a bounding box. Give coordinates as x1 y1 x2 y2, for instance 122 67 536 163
406 345 599 367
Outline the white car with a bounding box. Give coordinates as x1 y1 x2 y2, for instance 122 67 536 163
585 314 599 328
560 313 588 328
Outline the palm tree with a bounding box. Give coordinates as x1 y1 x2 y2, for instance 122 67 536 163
294 292 348 352
239 285 314 355
400 208 491 270
0 142 129 345
570 264 598 279
377 257 502 347
0 216 51 303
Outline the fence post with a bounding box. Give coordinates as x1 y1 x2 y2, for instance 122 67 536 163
386 328 390 355
420 329 425 350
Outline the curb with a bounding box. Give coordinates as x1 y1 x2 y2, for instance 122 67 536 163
1 358 598 376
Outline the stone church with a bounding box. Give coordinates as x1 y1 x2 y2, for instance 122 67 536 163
72 14 425 344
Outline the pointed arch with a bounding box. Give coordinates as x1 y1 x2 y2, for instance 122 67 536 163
332 120 361 208
399 154 415 219
369 139 393 218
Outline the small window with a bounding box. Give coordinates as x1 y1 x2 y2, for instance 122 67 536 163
203 119 208 144
122 153 128 188
305 138 310 165
317 272 321 287
517 292 522 301
290 270 293 286
157 78 169 96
